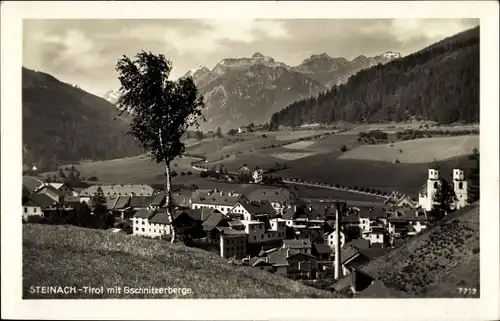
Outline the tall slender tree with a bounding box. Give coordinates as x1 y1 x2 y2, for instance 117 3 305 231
431 177 457 219
115 51 204 242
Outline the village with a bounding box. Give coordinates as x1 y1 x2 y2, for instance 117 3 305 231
22 165 470 288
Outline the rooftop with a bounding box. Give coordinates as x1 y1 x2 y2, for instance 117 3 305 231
283 239 312 249
79 184 154 197
239 199 276 216
129 195 154 208
133 209 156 219
191 189 243 206
356 206 387 219
26 193 58 208
248 188 297 204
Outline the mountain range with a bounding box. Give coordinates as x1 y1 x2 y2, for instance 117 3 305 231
270 26 479 128
104 51 402 131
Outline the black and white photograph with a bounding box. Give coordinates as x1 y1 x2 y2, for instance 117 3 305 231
2 1 499 320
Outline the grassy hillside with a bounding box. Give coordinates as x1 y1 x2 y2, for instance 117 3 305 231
359 202 480 298
338 135 478 163
22 67 142 171
23 224 338 299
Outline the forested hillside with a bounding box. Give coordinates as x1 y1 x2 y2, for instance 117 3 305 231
269 27 479 128
22 68 142 171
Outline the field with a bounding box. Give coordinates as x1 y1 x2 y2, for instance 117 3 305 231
272 152 315 161
339 135 479 163
41 127 479 199
358 202 480 298
276 155 476 197
72 155 195 184
283 141 316 150
23 224 338 299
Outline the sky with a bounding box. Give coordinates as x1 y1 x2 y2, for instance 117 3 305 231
23 18 479 97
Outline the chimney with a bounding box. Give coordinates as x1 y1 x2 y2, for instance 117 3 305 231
334 201 344 280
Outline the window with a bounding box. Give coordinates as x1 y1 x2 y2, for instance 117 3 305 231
434 182 438 188
34 208 37 213
459 182 463 189
24 208 27 213
142 228 145 232
261 235 264 239
254 236 256 240
135 227 138 231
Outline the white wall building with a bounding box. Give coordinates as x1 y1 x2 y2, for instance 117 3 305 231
325 230 346 249
418 168 468 211
191 189 244 214
453 169 468 209
418 169 441 211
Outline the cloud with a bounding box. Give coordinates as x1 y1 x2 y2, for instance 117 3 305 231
28 27 108 73
123 19 290 56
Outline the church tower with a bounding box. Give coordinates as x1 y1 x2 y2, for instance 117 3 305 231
425 168 440 211
453 169 468 209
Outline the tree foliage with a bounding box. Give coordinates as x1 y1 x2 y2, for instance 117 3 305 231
467 150 480 203
269 27 479 127
91 186 107 209
115 51 204 242
116 51 205 165
431 178 457 218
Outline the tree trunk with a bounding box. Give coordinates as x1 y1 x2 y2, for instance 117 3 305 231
163 161 176 243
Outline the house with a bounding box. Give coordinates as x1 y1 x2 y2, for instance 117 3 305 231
290 204 327 241
190 189 245 214
109 195 133 221
387 208 429 238
149 191 193 209
282 239 312 255
384 194 417 209
36 182 75 197
79 184 154 203
285 251 319 280
356 206 387 234
32 185 65 204
62 196 81 209
343 238 371 250
129 195 155 210
252 169 264 183
229 199 276 221
364 227 385 247
242 217 286 248
170 209 200 235
312 243 332 261
200 210 231 240
248 257 275 272
132 207 197 239
71 187 87 197
325 229 346 249
238 126 248 133
339 246 371 277
248 187 298 215
218 227 248 259
22 196 45 221
132 209 157 237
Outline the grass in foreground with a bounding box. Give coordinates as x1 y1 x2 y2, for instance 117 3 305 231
23 224 339 299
